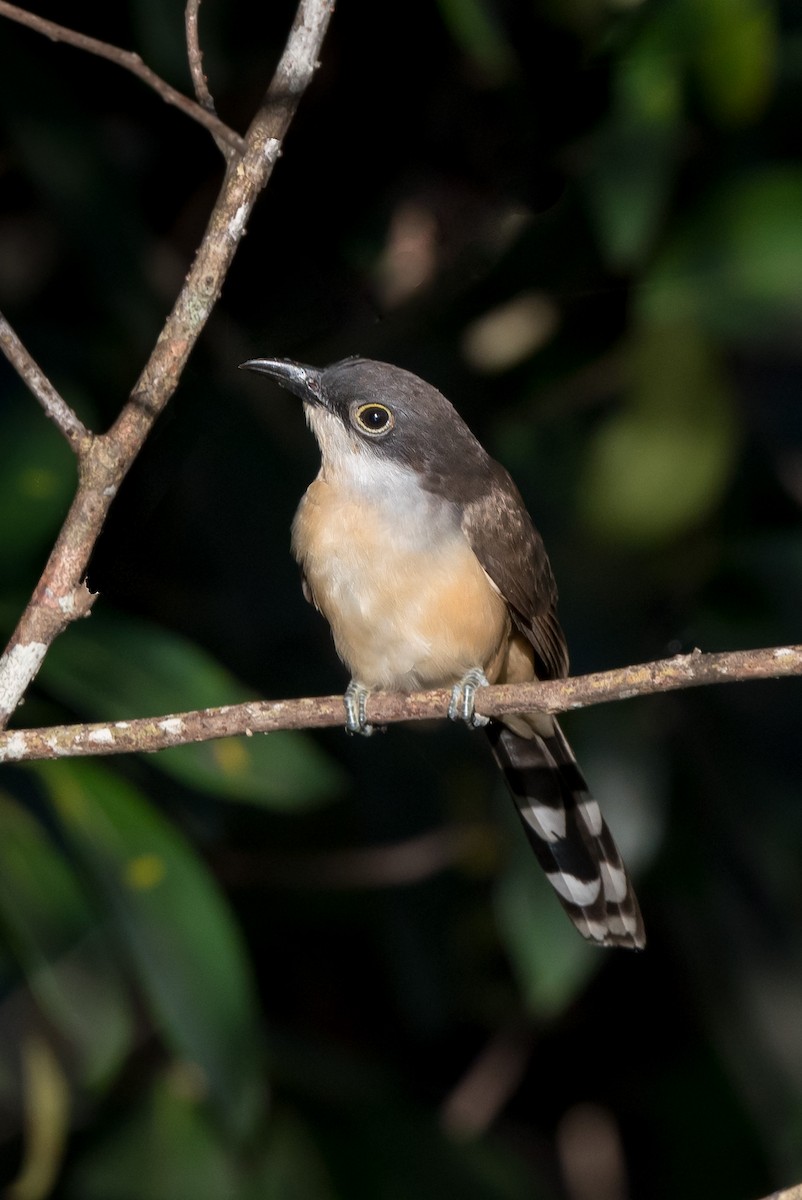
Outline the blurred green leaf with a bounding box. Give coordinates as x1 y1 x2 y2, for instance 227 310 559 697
685 0 776 125
245 1107 336 1200
63 1066 236 1200
494 844 597 1018
0 401 76 582
36 758 265 1139
157 734 341 810
436 0 517 83
317 1097 546 1199
578 320 739 544
585 18 683 270
0 791 134 1087
7 1034 70 1200
641 168 802 341
40 609 344 810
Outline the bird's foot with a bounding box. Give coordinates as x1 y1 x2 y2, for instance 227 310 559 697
448 668 490 728
344 681 379 736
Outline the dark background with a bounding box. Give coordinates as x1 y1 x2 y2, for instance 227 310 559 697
1 0 802 1196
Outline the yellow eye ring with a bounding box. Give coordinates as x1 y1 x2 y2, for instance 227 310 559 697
354 403 394 435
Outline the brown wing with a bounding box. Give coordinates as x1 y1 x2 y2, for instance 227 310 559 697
460 465 569 681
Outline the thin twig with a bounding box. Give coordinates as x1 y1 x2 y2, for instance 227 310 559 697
185 0 214 110
0 0 246 154
185 0 232 161
1 644 799 763
0 312 90 452
217 826 477 889
440 1023 534 1137
0 0 335 729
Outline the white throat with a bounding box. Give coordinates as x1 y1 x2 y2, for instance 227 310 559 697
307 403 412 496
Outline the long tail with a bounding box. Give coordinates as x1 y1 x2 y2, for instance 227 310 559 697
486 721 645 949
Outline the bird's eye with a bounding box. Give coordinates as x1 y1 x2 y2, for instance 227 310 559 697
353 403 394 435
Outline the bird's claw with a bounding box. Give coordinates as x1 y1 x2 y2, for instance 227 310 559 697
448 668 490 728
344 681 377 736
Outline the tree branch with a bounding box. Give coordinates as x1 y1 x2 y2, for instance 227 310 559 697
0 312 90 451
0 0 246 154
1 644 799 764
0 0 335 729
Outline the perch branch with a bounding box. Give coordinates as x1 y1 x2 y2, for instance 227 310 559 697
0 0 246 154
1 644 799 763
0 0 335 729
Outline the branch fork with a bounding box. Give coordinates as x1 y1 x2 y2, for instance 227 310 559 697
0 0 335 728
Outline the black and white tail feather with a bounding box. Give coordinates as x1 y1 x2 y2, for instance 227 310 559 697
487 722 645 949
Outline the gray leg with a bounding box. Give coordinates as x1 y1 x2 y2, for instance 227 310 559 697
344 680 375 736
448 667 490 728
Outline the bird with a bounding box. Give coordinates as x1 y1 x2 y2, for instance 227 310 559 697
240 355 645 949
